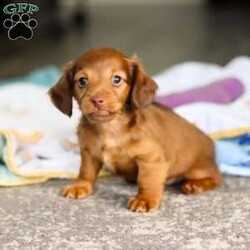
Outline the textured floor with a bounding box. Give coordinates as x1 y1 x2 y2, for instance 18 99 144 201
0 176 250 249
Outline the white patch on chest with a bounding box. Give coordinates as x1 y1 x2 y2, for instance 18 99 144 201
104 137 119 148
101 137 121 172
103 153 115 172
98 121 126 172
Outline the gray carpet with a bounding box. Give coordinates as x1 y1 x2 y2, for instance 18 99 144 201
0 175 249 249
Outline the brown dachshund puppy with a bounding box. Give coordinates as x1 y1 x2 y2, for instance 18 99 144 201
49 48 222 212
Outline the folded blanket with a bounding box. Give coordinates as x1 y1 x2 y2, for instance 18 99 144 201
0 82 109 186
215 133 250 176
1 57 250 186
0 129 78 185
156 56 250 176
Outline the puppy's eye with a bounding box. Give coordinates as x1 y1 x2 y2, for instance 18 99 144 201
78 77 88 87
112 75 122 86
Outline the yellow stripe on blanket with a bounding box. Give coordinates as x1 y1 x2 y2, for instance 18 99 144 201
0 177 48 187
1 126 249 187
0 129 110 186
210 126 250 140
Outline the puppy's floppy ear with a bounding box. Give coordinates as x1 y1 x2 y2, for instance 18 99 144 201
129 55 158 108
48 61 74 117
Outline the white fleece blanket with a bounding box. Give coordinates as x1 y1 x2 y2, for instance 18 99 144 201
154 56 250 134
0 56 250 186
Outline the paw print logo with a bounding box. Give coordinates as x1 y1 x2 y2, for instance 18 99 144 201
3 13 38 40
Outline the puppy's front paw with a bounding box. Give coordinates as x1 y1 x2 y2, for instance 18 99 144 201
61 181 93 199
127 196 159 212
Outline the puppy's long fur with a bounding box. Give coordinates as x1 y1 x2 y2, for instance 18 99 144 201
49 48 222 212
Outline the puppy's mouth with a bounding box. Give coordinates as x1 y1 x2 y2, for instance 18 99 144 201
94 110 114 116
86 109 119 122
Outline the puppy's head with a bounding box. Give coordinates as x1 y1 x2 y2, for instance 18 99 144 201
49 48 158 122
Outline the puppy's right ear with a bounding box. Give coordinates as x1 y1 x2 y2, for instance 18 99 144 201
48 62 74 117
128 55 158 109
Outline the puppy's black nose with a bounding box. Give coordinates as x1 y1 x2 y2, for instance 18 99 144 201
91 96 105 107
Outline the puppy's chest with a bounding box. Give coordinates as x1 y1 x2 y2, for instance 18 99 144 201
99 135 132 172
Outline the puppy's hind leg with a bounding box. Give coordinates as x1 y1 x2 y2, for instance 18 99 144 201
181 160 222 195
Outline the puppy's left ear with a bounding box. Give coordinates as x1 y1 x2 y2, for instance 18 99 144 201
48 61 74 117
129 56 158 108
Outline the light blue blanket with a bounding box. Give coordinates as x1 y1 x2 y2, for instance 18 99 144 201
1 65 61 87
216 134 250 176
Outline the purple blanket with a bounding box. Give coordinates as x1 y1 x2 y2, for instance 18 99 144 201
156 78 244 108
